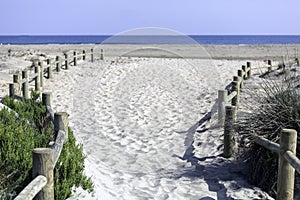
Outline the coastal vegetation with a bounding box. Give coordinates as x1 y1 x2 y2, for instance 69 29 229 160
0 92 93 199
236 59 300 197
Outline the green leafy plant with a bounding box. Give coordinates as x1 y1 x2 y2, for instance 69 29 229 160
0 97 52 198
0 96 93 199
54 128 94 200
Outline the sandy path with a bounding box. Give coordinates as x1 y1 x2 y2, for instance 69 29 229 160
43 57 272 199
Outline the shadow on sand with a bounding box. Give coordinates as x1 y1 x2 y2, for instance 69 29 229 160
171 101 269 200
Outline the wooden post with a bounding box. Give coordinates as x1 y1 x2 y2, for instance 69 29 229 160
22 70 29 99
9 83 15 98
296 58 300 67
242 65 247 80
100 49 104 60
13 74 20 83
218 90 227 125
231 81 239 108
82 50 86 61
237 69 244 88
42 92 52 107
268 59 272 72
246 62 251 78
32 148 54 200
64 53 69 70
39 61 44 88
277 129 297 200
47 59 53 79
33 59 38 70
267 59 272 66
56 56 61 72
91 49 94 62
233 75 242 91
35 65 41 91
54 112 68 136
233 76 241 84
223 106 236 158
13 74 21 95
73 51 77 66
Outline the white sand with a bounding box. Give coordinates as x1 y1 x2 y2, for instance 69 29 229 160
0 44 277 199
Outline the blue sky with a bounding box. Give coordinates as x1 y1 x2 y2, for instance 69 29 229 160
0 0 299 35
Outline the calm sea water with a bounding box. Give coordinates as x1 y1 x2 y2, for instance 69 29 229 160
1 35 300 45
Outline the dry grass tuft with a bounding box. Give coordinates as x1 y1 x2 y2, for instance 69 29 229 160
236 58 300 197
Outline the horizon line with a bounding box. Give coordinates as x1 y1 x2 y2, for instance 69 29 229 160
1 34 300 36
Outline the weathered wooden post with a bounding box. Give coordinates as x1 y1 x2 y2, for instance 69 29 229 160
268 59 272 72
8 49 12 57
32 148 54 200
22 70 29 99
56 56 61 72
242 65 247 80
246 62 252 78
223 105 236 158
233 75 241 93
73 51 77 66
267 59 272 66
47 59 53 79
91 49 94 62
218 90 227 125
233 76 241 85
64 53 69 70
13 74 21 89
100 49 104 60
54 112 68 136
42 92 53 107
9 83 15 98
231 81 240 108
39 61 44 88
82 50 86 61
237 69 244 88
35 64 41 91
13 73 21 96
277 129 297 200
296 58 300 67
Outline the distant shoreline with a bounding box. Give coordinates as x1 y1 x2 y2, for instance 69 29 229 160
1 35 300 45
1 44 300 60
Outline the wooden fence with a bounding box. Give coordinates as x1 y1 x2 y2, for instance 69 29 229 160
8 49 96 99
217 58 300 200
4 48 103 200
14 102 68 200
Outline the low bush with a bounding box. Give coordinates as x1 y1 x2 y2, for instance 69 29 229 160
54 127 93 200
0 94 93 199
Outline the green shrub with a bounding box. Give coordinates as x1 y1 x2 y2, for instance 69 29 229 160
0 96 93 199
54 127 93 200
0 96 52 198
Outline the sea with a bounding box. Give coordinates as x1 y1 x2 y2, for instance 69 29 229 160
1 35 300 45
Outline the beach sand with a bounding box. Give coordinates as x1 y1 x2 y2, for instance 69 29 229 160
0 44 290 199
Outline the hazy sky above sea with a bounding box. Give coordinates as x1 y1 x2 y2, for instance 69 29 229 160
0 0 299 35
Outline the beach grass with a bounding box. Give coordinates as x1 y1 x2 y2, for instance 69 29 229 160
236 58 300 197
